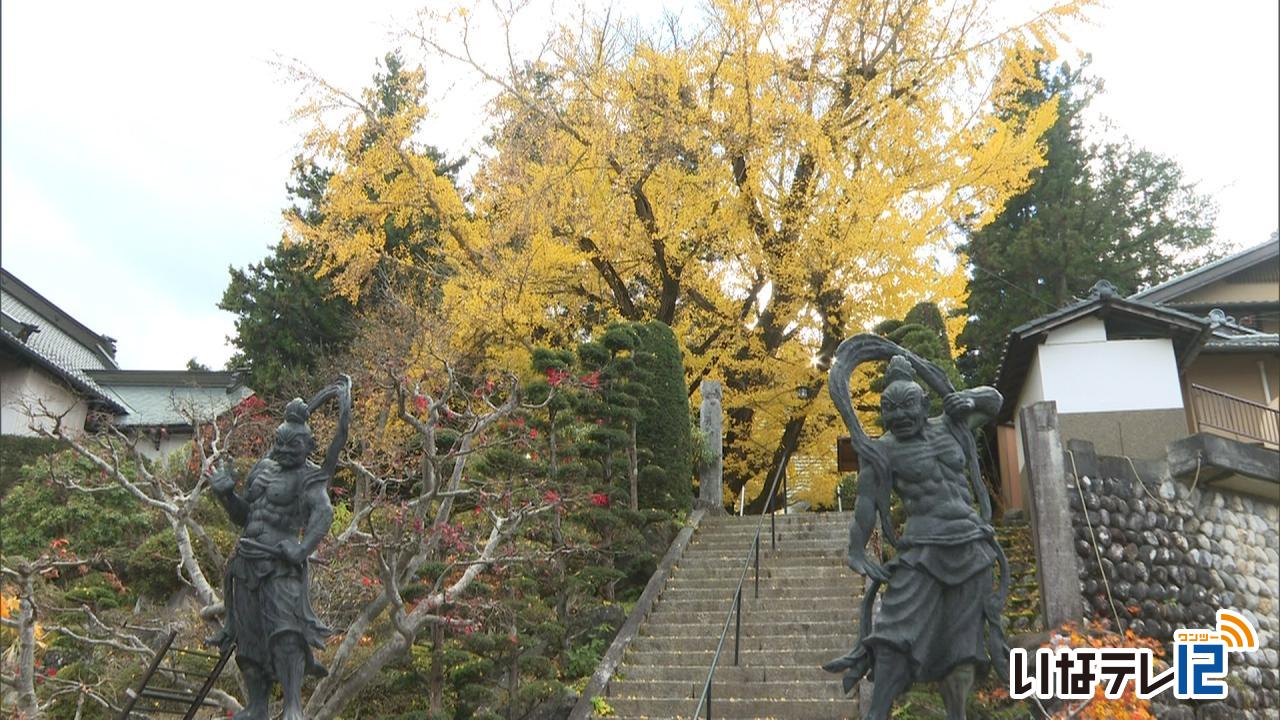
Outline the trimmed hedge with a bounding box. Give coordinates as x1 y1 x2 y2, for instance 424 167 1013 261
632 321 693 512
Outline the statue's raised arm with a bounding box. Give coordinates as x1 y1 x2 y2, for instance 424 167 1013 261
307 373 352 481
823 334 1008 719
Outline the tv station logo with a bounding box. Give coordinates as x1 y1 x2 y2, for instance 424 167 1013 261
1010 610 1259 701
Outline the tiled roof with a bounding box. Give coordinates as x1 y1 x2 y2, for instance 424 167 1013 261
994 281 1213 422
1 273 125 411
1003 281 1212 341
0 326 126 413
1202 334 1280 353
1129 237 1280 303
87 370 253 427
0 271 255 424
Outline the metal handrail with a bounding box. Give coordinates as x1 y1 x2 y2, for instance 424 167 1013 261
691 450 791 719
1189 383 1280 446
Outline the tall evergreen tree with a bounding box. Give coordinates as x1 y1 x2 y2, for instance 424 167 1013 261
220 236 355 397
956 60 1220 386
221 53 461 397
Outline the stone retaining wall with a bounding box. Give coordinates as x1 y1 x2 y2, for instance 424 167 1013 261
1065 441 1279 719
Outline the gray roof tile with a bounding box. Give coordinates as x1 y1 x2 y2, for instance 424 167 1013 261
0 293 122 408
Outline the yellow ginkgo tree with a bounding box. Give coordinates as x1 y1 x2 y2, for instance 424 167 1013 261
286 0 1084 509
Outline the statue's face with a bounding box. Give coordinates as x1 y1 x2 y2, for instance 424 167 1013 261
881 381 927 440
271 429 315 469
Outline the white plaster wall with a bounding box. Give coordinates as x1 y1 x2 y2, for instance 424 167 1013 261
1010 326 1181 478
1038 338 1183 413
131 432 194 463
1044 316 1107 345
1 365 88 437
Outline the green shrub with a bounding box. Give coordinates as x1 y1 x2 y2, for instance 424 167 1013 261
0 455 154 564
126 529 185 600
63 571 134 610
0 435 63 499
632 321 693 512
567 637 607 677
124 524 236 601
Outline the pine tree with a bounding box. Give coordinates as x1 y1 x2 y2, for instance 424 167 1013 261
219 236 355 397
856 301 962 426
220 53 461 397
957 60 1220 386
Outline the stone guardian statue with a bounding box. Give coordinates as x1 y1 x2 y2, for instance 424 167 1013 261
822 335 1008 720
209 376 351 720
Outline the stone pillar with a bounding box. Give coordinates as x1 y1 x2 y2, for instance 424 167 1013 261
697 380 726 514
1019 401 1084 630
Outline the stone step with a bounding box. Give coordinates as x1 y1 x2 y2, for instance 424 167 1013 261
688 536 846 546
694 528 848 540
684 538 846 552
629 633 854 654
680 547 845 561
621 647 849 667
692 527 848 541
661 582 857 599
667 571 853 586
639 619 856 638
701 515 849 527
648 607 859 627
670 556 849 571
664 580 857 594
696 519 850 531
698 517 850 529
686 535 844 545
668 565 853 582
607 679 851 701
655 589 855 604
699 512 853 526
602 696 859 719
613 663 848 684
670 564 848 579
583 512 866 718
652 594 858 614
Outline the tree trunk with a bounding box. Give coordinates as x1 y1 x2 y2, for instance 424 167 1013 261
548 409 559 480
742 414 806 515
602 526 616 603
507 623 519 720
552 511 570 657
429 624 445 714
627 422 638 511
16 570 38 719
310 518 520 719
172 517 219 608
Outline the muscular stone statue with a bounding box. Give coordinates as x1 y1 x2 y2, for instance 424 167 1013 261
822 335 1008 720
209 377 351 720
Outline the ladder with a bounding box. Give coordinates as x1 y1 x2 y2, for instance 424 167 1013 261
118 630 234 719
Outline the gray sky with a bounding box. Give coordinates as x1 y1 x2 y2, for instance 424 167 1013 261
2 1 1276 370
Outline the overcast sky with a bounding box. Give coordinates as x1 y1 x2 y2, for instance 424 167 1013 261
2 1 1276 370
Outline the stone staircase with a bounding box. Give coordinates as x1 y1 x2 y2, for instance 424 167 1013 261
596 512 864 719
